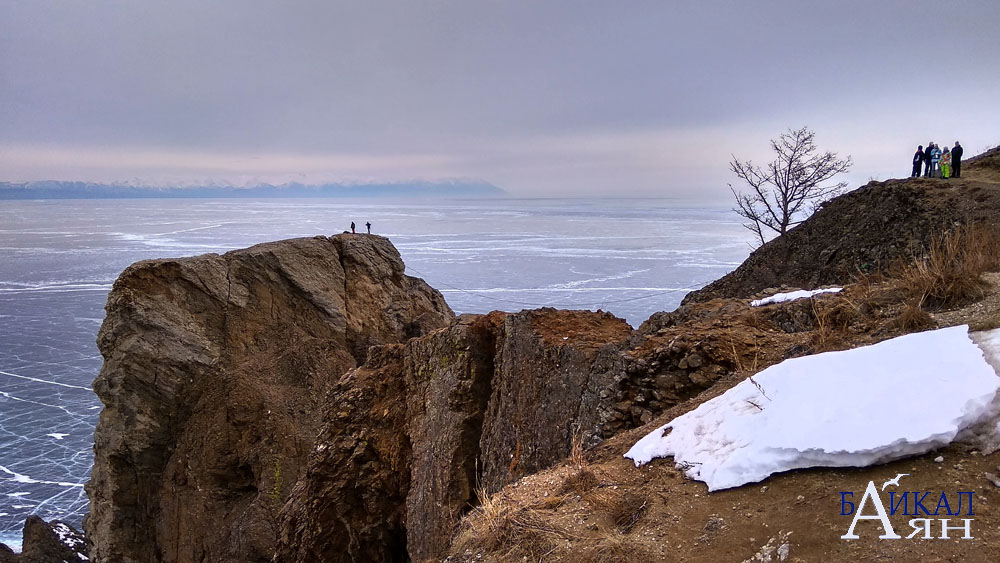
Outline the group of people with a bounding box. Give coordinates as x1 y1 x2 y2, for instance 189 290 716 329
350 221 372 234
911 141 963 179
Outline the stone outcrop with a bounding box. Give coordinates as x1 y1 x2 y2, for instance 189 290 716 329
275 308 636 562
0 517 87 563
85 235 453 563
477 309 632 492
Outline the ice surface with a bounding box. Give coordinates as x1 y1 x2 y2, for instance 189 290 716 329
625 325 1000 491
750 287 842 307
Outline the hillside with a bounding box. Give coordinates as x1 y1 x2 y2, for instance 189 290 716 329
684 146 1000 304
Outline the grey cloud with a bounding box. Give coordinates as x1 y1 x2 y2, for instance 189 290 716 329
1 1 998 194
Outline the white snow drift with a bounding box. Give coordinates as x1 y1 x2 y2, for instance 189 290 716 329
625 325 1000 491
750 287 842 307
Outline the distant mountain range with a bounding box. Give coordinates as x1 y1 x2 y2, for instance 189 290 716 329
0 180 507 199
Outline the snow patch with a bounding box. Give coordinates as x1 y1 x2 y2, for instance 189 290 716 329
750 287 842 307
52 522 86 555
625 325 1000 491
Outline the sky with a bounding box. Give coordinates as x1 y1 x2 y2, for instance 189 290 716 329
2 0 999 199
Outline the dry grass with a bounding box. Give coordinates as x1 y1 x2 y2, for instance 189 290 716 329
586 489 649 534
589 528 652 563
739 306 773 331
896 224 1000 309
808 297 853 352
560 428 599 495
452 487 564 560
894 300 935 331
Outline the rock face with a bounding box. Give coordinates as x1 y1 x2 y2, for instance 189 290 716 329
0 517 87 563
477 309 632 492
275 308 634 562
85 235 453 563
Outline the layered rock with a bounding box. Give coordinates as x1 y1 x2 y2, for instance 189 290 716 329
275 308 634 562
0 517 87 563
477 309 632 492
85 235 453 563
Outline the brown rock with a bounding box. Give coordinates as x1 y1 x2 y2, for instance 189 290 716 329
86 235 452 563
275 308 635 562
477 308 632 493
275 345 411 563
403 314 500 562
0 517 87 563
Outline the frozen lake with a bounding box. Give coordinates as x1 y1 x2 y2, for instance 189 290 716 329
0 197 752 549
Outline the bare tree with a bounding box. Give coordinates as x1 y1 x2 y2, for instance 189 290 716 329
730 127 852 246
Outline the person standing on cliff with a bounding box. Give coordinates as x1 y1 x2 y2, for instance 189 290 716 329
912 145 924 177
923 143 933 177
940 146 952 179
930 143 942 178
366 221 371 234
351 221 356 234
953 141 964 178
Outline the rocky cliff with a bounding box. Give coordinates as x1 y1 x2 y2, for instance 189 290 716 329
85 235 453 563
274 309 637 562
85 235 883 563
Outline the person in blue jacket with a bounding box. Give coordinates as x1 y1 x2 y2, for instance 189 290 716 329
930 143 942 178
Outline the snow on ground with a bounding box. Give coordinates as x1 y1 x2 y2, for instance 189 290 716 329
750 287 842 307
625 325 1000 491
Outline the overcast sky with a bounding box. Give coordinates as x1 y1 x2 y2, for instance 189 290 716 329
2 1 998 198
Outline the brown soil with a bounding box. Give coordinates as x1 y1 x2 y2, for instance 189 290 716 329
528 308 634 351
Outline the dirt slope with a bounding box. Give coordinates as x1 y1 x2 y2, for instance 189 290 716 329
684 145 1000 304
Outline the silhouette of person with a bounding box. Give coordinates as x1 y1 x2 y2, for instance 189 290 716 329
912 145 924 177
923 143 933 177
366 221 371 234
350 221 356 234
952 141 964 178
